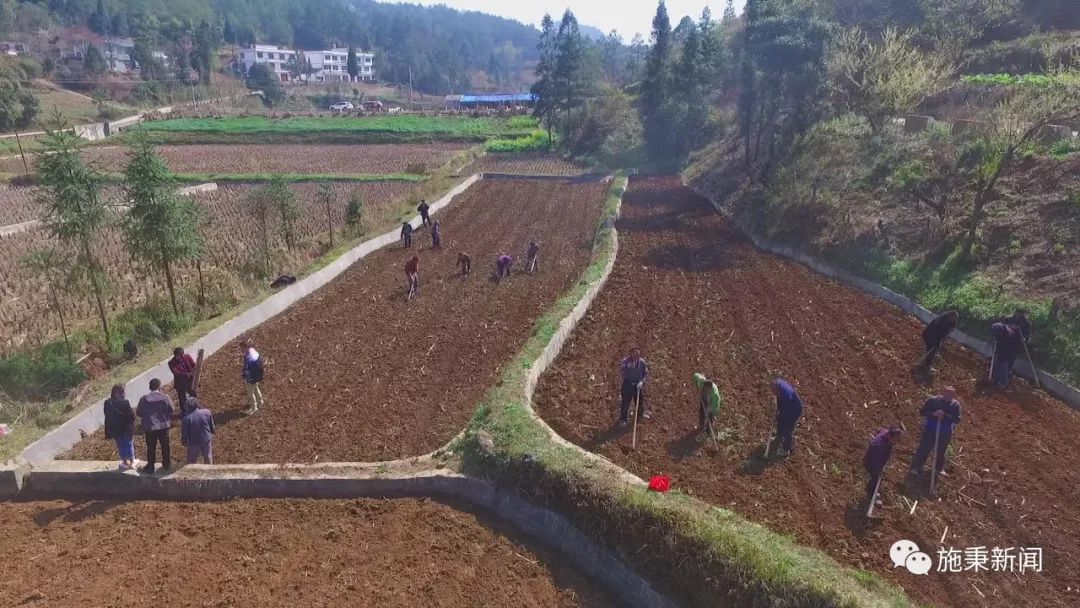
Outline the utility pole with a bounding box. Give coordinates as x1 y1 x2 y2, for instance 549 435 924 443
14 130 29 174
190 81 197 106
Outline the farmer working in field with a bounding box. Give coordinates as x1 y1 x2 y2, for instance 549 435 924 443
417 200 432 227
617 348 649 425
400 222 414 248
1000 307 1032 342
863 427 903 509
167 347 197 412
526 241 540 273
405 254 420 299
494 254 513 283
990 321 1024 388
915 310 959 371
431 221 442 248
769 378 803 456
457 252 471 276
181 391 216 465
907 386 961 481
241 339 266 415
692 373 723 435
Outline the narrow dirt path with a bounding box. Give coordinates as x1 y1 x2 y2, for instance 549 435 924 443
67 178 607 463
534 176 1080 608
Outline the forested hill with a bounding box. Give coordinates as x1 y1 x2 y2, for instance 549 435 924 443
14 0 543 93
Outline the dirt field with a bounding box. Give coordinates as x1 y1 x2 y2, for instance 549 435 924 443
533 176 1080 608
0 143 471 176
463 153 589 176
0 498 613 607
68 178 607 463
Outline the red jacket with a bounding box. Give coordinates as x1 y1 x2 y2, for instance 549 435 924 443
169 354 197 385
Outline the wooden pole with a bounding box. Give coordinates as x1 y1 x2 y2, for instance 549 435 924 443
1021 339 1041 389
630 385 640 449
14 130 29 174
866 468 884 518
929 424 942 495
193 348 205 391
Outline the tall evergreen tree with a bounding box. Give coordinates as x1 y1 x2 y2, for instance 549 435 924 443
88 0 110 35
552 10 588 124
641 0 673 156
36 114 112 346
121 134 204 317
531 14 558 146
347 46 360 81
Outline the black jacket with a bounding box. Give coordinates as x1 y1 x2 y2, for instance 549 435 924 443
923 313 957 346
103 398 135 439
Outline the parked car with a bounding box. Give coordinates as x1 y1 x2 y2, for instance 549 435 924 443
360 100 384 111
328 101 354 111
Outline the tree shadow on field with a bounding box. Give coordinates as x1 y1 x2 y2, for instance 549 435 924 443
641 244 740 273
31 501 118 527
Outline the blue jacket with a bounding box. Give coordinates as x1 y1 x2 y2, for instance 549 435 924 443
774 380 803 428
920 396 961 435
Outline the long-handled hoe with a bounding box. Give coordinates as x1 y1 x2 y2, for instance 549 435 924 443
929 424 942 497
986 342 997 384
631 385 641 450
866 466 886 522
1021 339 1042 390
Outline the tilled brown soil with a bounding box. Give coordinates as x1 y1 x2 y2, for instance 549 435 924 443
463 153 589 176
0 143 470 175
534 176 1080 608
0 498 614 608
68 178 606 463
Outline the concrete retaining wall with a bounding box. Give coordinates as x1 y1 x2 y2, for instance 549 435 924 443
177 182 218 196
0 462 26 498
17 461 674 608
688 181 1080 410
17 175 482 463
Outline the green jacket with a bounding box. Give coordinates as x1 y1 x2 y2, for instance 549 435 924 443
692 373 723 415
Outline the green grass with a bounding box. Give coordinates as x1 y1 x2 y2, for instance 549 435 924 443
485 129 555 153
140 115 539 138
460 172 916 608
863 252 1080 386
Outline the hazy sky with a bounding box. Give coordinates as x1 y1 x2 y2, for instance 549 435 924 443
406 1 747 39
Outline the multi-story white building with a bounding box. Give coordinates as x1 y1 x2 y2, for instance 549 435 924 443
237 44 374 83
303 48 375 82
237 45 298 82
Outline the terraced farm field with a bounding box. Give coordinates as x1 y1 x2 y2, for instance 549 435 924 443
533 176 1080 608
0 498 613 607
68 178 607 463
0 144 472 176
464 153 589 176
1 181 419 355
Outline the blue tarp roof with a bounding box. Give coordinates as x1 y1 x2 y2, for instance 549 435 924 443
458 93 536 103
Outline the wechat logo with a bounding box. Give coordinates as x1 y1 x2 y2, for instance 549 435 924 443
890 540 932 575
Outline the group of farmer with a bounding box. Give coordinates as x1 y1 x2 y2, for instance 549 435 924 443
102 338 268 474
400 199 543 299
619 304 1036 514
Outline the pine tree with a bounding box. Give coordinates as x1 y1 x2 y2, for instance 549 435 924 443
36 113 112 346
121 133 204 317
641 0 673 155
531 14 558 147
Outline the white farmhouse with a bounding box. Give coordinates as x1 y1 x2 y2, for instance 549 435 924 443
237 44 298 82
237 44 374 83
303 48 375 82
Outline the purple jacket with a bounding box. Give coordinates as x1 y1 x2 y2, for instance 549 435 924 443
863 428 895 473
620 357 648 383
181 405 215 446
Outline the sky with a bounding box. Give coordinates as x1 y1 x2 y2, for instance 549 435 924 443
406 0 747 40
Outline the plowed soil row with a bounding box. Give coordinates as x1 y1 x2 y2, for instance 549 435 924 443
533 176 1080 608
68 178 607 463
0 143 470 175
464 153 589 176
0 498 613 607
